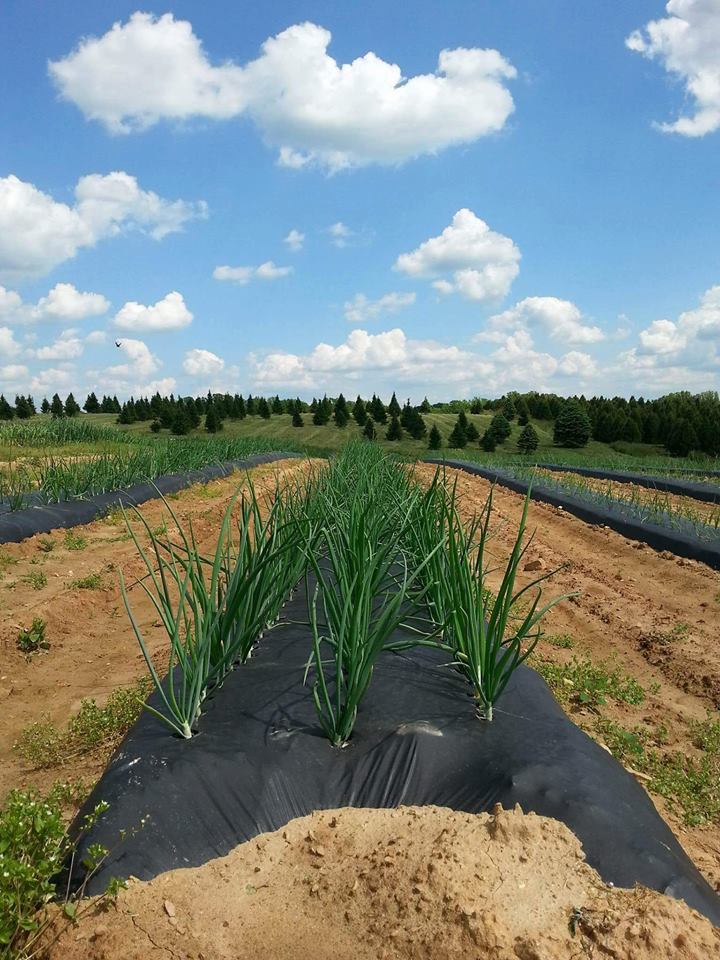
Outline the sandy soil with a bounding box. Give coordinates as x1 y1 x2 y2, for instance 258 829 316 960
0 458 316 798
536 468 720 525
43 804 719 960
414 463 720 889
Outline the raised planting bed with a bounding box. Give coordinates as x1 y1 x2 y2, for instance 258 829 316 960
68 576 720 925
427 459 720 570
0 452 302 544
532 463 720 503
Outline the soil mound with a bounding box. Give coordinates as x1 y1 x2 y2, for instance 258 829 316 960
46 804 718 960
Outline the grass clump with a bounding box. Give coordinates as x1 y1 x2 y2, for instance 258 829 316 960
22 571 47 591
545 632 574 649
533 656 645 709
37 537 55 553
63 531 87 551
0 550 18 577
16 618 49 656
70 572 103 590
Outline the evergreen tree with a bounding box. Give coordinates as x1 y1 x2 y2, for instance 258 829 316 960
386 415 403 441
235 395 247 419
171 407 192 435
64 393 81 417
272 395 284 415
50 394 65 419
489 413 511 443
0 395 14 420
369 394 387 424
313 395 332 426
334 393 349 428
428 424 442 450
517 424 539 454
353 396 367 426
465 420 480 442
205 406 222 433
420 396 432 413
41 398 50 414
480 430 497 452
150 420 162 433
388 392 401 418
665 418 698 457
292 406 304 427
502 396 516 421
447 416 467 448
246 394 257 415
363 417 376 441
257 397 271 419
84 392 100 413
553 401 591 448
14 395 33 419
470 398 483 414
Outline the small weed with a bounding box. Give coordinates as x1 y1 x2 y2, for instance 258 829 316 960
22 570 48 591
533 656 645 709
595 714 720 826
546 633 574 649
0 549 18 576
102 508 124 526
63 530 87 551
37 536 56 553
14 679 151 768
151 520 168 538
16 617 49 656
648 622 691 646
70 572 103 590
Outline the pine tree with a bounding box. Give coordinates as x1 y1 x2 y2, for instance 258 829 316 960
447 416 467 449
50 394 65 419
517 424 539 454
246 394 257 415
272 395 284 415
171 407 192 435
388 392 401 418
470 398 483 414
465 420 480 442
428 425 442 450
369 394 387 424
292 406 304 427
64 393 80 417
489 413 511 443
386 415 403 441
363 417 376 441
313 395 331 426
41 398 50 414
257 397 271 419
84 392 100 413
14 396 32 419
420 397 432 413
480 430 497 452
205 406 222 433
235 395 247 419
334 393 349 428
553 401 591 448
0 395 14 420
353 396 367 426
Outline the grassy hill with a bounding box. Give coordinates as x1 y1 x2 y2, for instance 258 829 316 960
88 411 669 466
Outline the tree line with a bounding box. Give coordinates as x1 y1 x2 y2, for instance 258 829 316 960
0 387 717 458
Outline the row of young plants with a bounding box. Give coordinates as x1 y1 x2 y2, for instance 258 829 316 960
126 442 564 744
0 435 295 511
497 465 720 542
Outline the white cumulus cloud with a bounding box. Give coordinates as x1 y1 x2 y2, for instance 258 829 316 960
483 296 605 344
627 0 720 136
33 282 110 321
49 15 517 170
35 330 85 361
183 348 225 377
114 291 193 332
343 292 416 325
108 338 160 379
0 173 206 282
0 326 21 359
394 209 521 303
284 229 305 251
213 262 293 284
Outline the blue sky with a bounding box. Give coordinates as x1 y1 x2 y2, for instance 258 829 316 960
1 0 719 402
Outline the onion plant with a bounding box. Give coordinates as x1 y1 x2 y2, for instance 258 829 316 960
304 443 439 746
415 478 569 720
121 475 314 738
